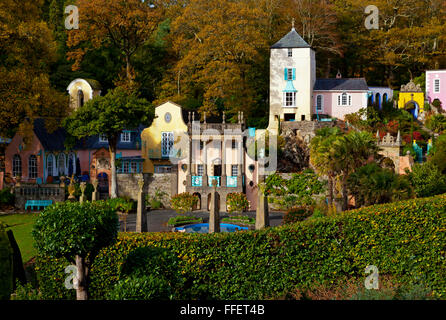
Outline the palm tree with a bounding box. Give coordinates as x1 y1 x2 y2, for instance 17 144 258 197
310 127 343 206
333 131 381 210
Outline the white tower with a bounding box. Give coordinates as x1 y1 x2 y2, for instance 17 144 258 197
268 26 316 130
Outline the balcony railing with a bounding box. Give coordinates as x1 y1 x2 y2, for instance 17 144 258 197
227 176 237 187
208 176 220 187
192 176 203 187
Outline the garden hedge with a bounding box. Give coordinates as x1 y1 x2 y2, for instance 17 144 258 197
0 222 13 300
35 195 446 300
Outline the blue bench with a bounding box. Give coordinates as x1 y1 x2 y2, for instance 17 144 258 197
25 200 53 211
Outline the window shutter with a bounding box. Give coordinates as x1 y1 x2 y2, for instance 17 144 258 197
284 68 288 81
292 68 296 80
349 95 352 106
338 95 341 105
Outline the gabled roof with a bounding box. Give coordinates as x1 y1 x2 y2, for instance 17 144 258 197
33 119 68 151
314 78 369 91
271 28 311 49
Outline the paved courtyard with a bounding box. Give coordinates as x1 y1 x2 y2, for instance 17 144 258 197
120 210 285 233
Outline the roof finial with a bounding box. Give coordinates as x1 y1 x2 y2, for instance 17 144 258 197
292 18 295 30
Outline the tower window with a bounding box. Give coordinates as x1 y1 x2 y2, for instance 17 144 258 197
78 90 85 108
284 92 297 107
288 48 293 57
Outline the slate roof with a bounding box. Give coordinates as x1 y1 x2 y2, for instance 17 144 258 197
314 78 369 91
32 118 145 151
78 124 146 150
33 118 68 151
271 28 311 49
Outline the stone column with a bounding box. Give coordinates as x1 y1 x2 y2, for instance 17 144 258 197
136 178 148 233
79 182 86 203
237 135 243 188
255 176 269 230
186 134 192 186
209 180 220 233
203 137 208 187
221 137 227 187
91 179 99 201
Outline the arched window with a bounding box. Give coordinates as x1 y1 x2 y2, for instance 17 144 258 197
47 154 55 177
383 93 388 103
28 155 38 179
58 154 66 176
375 93 381 108
78 90 85 108
13 154 22 177
68 153 76 176
316 95 323 112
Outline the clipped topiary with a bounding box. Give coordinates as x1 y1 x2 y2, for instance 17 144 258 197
32 201 119 300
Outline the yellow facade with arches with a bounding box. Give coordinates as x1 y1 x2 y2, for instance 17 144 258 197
398 91 424 112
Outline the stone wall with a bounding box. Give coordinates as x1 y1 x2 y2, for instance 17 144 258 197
117 172 178 208
14 184 65 209
281 120 335 142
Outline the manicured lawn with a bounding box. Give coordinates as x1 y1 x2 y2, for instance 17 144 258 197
0 213 39 263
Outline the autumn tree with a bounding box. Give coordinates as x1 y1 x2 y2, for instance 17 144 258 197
157 0 270 120
0 0 68 138
67 0 163 89
64 87 155 198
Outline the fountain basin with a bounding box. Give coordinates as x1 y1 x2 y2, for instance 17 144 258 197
175 223 248 233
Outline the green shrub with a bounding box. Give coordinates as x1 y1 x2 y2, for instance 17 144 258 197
107 275 173 300
170 193 198 214
226 193 250 215
11 281 42 300
167 216 202 227
408 162 446 198
146 189 168 209
283 206 313 224
35 195 446 300
0 222 13 300
0 188 14 207
221 216 255 225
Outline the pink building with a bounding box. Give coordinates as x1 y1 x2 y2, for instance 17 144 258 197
426 70 446 109
313 78 369 120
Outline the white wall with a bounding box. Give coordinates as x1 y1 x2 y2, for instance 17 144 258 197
269 47 316 129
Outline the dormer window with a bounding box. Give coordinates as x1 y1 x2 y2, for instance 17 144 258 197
288 48 293 57
99 134 108 143
121 131 131 143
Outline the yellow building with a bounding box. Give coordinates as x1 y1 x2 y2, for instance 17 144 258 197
141 101 188 173
397 80 425 119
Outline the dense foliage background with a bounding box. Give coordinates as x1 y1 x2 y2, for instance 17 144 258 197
2 0 446 136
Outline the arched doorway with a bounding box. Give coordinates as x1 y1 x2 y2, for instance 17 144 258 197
375 93 381 109
192 192 201 211
97 172 109 199
383 93 388 104
405 101 419 119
